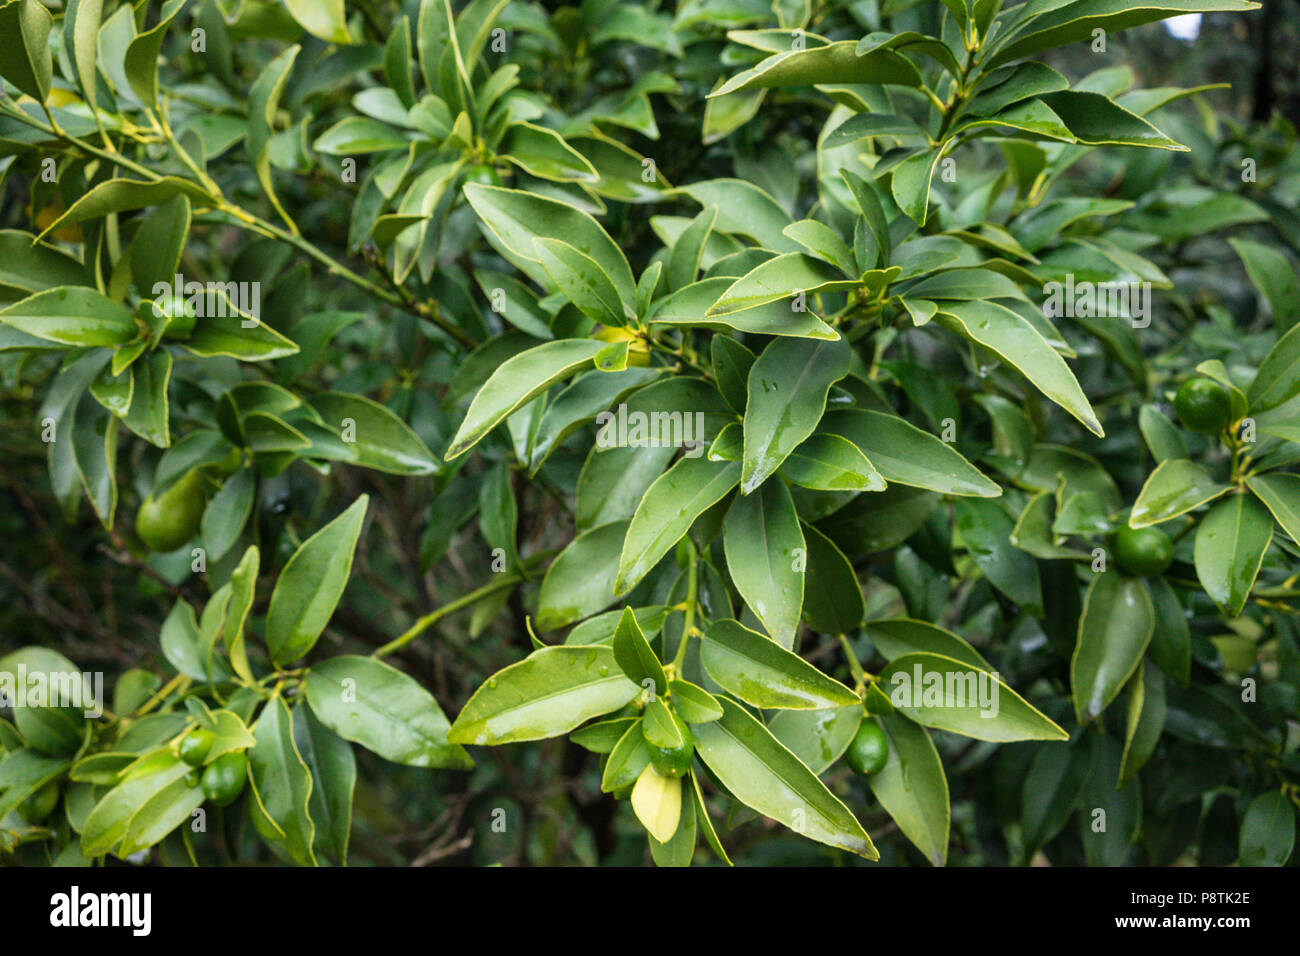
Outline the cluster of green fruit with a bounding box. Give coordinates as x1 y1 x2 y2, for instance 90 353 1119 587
178 728 249 807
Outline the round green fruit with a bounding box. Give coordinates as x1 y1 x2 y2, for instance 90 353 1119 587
845 719 889 776
200 751 248 807
136 469 207 553
648 715 694 778
1112 525 1174 577
465 164 502 187
178 728 216 767
18 781 59 824
1174 378 1231 434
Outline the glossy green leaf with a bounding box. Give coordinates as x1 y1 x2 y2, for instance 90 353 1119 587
616 456 741 595
248 697 317 866
692 698 876 858
824 409 1000 497
1130 459 1230 527
879 652 1067 742
1072 574 1154 723
447 339 605 459
936 300 1101 436
448 646 640 745
306 655 471 769
265 495 369 665
700 619 858 710
741 334 851 494
1194 493 1273 617
867 713 950 866
723 477 805 647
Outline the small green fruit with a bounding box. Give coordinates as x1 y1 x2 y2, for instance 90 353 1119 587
648 713 694 778
1174 378 1231 434
200 751 248 807
136 469 207 553
845 719 889 776
178 728 216 766
1112 525 1174 577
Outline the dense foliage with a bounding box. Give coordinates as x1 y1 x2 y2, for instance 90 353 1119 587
1 0 1298 867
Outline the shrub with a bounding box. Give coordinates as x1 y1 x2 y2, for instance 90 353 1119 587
0 0 1296 867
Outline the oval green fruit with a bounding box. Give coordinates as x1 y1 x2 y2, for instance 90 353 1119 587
648 713 694 778
465 164 502 187
136 469 207 553
18 781 59 824
178 728 216 766
845 718 889 776
1112 525 1174 577
200 751 248 807
1174 378 1231 434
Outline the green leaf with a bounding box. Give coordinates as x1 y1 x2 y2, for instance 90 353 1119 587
700 619 858 710
954 499 1043 616
265 495 369 665
305 392 439 475
124 0 185 108
879 652 1067 741
800 524 865 634
1072 574 1154 723
1194 493 1273 617
1130 459 1230 527
692 698 877 858
1247 321 1300 414
602 719 651 792
1247 473 1300 543
668 680 723 724
890 149 944 225
121 350 171 448
1138 404 1187 463
1021 735 1095 857
537 520 627 630
723 478 805 647
741 334 851 494
781 433 886 493
534 237 631 326
649 278 837 339
305 655 471 769
129 195 191 296
0 231 91 293
824 409 1000 497
500 122 599 183
248 697 317 866
866 618 992 671
1238 790 1296 866
711 41 921 97
463 183 635 311
81 757 192 858
708 254 854 315
312 117 409 154
0 287 135 347
284 0 350 43
448 646 640 745
867 713 950 866
1230 238 1300 332
292 704 355 866
0 0 53 102
1119 658 1165 785
447 339 606 459
767 704 862 774
616 456 741 595
936 300 1102 436
247 45 301 229
1035 91 1185 149
612 606 667 697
